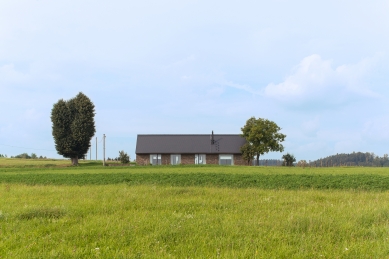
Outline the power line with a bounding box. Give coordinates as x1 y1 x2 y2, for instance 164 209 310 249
0 144 56 152
1 135 103 155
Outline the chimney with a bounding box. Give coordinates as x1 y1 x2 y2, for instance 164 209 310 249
211 130 215 145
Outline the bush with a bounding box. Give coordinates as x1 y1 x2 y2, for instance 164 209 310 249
282 153 296 166
118 151 130 164
297 160 308 168
14 153 31 159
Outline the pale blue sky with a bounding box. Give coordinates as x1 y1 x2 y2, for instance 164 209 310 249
1 0 388 161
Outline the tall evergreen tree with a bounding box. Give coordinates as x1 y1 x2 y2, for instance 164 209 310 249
51 92 96 165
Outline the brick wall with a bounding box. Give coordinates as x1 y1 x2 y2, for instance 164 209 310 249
180 154 193 165
233 154 246 166
136 154 149 165
206 154 219 165
136 153 245 166
161 154 170 165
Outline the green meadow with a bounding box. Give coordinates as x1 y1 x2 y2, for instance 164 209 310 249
1 159 389 258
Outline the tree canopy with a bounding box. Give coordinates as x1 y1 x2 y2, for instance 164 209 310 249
241 117 286 165
119 150 130 164
282 153 296 166
312 152 389 167
240 143 256 165
51 92 95 165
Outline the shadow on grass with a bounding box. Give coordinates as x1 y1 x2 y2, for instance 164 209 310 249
1 173 389 190
19 207 66 220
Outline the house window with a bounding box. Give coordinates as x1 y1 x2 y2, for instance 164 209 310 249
219 154 233 165
195 154 206 164
171 154 181 165
150 154 161 165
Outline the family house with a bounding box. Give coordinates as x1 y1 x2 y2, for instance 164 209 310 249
135 132 246 165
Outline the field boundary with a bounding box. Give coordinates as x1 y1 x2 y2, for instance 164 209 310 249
1 172 389 190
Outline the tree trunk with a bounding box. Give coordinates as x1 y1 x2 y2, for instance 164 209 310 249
256 154 259 166
71 156 79 166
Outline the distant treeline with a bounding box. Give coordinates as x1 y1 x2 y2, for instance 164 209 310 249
254 152 389 167
311 152 389 167
10 153 47 159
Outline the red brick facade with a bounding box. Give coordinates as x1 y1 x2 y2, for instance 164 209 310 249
233 154 245 166
136 154 150 165
136 154 245 166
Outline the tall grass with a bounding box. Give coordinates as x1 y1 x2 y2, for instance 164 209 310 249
1 184 389 258
2 161 389 257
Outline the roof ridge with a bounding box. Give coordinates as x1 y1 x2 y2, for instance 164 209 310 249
137 134 242 136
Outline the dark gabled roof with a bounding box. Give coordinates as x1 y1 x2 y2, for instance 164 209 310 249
136 134 246 154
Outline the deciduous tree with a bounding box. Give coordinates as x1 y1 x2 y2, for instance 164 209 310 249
240 143 256 165
241 117 286 166
282 153 296 166
51 92 96 165
119 150 130 164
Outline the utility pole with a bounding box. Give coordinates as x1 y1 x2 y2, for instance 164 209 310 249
96 137 97 161
103 134 106 166
89 142 91 160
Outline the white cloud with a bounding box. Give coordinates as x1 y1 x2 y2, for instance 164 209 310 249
223 80 261 95
167 54 196 69
0 64 29 83
206 87 224 97
24 109 41 121
294 141 329 156
334 140 361 155
264 54 381 106
181 75 191 80
363 117 389 142
0 62 61 88
265 54 334 97
301 117 320 137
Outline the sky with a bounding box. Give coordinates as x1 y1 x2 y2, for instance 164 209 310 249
1 0 389 161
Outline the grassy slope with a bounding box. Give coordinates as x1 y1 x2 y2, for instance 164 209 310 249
0 158 102 168
1 160 389 258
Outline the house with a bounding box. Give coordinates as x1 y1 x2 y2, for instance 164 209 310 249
135 132 247 165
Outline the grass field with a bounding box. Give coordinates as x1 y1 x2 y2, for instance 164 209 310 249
1 159 389 258
0 158 98 168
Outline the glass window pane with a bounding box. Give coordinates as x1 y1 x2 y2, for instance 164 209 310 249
219 155 233 165
195 154 206 165
200 154 206 164
171 154 181 165
150 154 161 165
